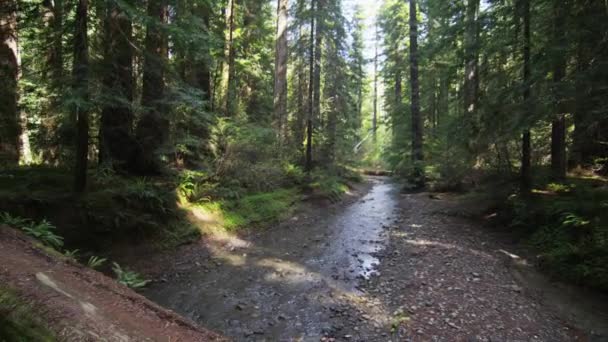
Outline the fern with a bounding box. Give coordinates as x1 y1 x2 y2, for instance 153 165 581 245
87 256 107 269
112 262 150 289
22 220 64 249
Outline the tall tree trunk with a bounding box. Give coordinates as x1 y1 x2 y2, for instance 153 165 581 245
293 23 306 154
438 70 449 129
305 0 315 172
99 0 135 169
197 3 212 104
41 0 63 162
393 65 402 149
463 0 479 153
0 0 21 165
274 0 288 142
73 0 89 192
550 0 567 178
520 0 532 193
222 0 236 116
136 0 168 167
312 0 323 123
409 0 424 186
43 0 63 90
372 21 378 141
571 0 593 167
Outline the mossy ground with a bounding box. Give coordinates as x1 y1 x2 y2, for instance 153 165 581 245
194 188 300 230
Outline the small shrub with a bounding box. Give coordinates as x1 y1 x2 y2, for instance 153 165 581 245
63 249 79 259
177 170 210 202
112 262 150 289
282 163 306 185
120 179 170 214
87 256 107 269
21 220 64 249
0 212 31 228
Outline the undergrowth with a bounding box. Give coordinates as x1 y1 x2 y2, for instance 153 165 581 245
505 177 608 291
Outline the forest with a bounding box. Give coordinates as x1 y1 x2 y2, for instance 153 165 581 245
1 0 608 340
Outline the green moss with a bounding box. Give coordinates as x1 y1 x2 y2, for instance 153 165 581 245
195 188 300 230
0 287 56 341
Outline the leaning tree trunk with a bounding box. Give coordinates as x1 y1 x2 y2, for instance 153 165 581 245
550 0 567 179
274 0 288 143
0 0 21 165
72 0 89 192
99 0 135 170
520 0 532 194
305 0 315 172
136 0 168 168
409 0 424 187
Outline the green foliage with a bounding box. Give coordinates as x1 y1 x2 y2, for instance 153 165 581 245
112 262 150 289
0 212 30 228
177 170 210 202
21 220 64 249
309 170 350 203
87 256 107 270
63 249 80 259
0 213 63 249
508 180 608 291
121 179 170 214
158 220 201 249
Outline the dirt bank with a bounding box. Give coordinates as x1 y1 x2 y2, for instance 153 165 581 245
0 225 225 342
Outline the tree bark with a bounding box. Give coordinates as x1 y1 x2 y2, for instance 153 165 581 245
0 0 21 165
222 0 237 116
305 0 315 172
409 0 424 186
274 0 288 143
373 21 378 141
393 65 402 149
136 0 168 166
73 0 89 192
520 0 532 193
43 0 63 90
550 0 567 179
463 0 479 152
99 0 135 169
312 0 323 124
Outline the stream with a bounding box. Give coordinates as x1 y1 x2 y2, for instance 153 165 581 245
145 177 399 341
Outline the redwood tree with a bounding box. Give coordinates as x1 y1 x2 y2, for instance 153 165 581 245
409 0 424 186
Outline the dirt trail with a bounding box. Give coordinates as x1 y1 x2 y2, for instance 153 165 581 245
0 226 225 341
144 177 608 341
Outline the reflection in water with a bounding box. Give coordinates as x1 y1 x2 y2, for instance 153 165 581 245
318 180 398 287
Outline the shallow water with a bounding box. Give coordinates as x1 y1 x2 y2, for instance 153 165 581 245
144 177 399 340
